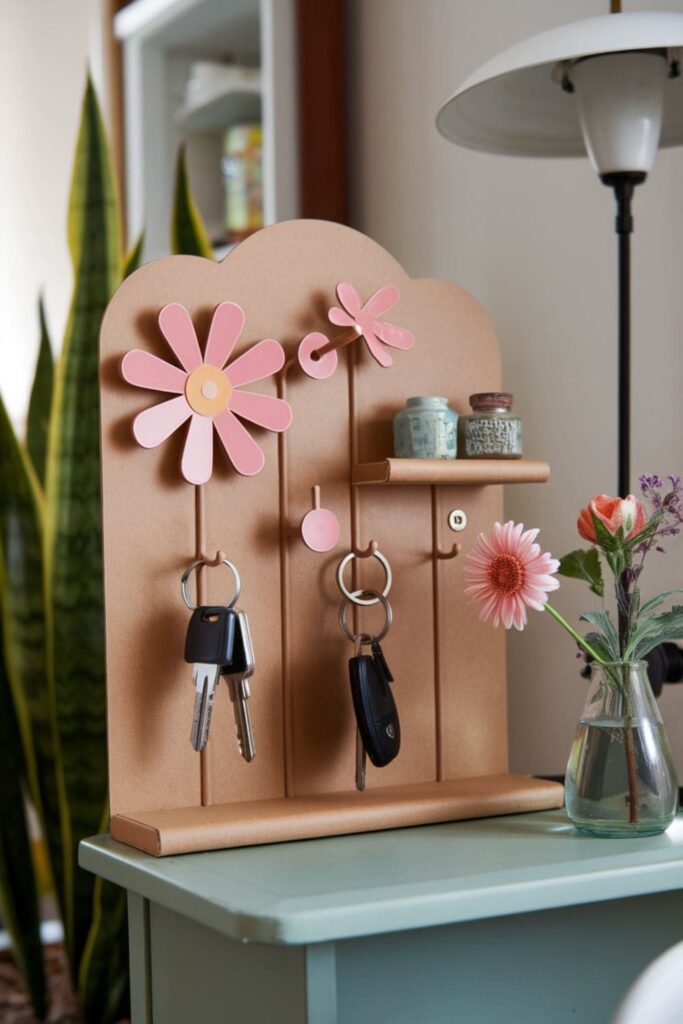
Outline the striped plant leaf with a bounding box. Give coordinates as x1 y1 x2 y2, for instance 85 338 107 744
26 298 54 485
0 611 47 1019
44 77 122 976
123 232 144 279
171 146 213 258
0 395 64 919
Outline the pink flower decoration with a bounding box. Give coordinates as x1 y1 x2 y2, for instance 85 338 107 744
464 521 560 631
297 282 415 379
329 282 415 368
121 302 292 484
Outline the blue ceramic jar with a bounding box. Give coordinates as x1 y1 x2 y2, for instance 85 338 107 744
393 396 458 459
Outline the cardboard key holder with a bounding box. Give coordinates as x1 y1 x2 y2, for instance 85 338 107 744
100 219 563 856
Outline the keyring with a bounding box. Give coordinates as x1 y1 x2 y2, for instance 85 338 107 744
181 557 241 610
339 589 393 643
336 549 392 606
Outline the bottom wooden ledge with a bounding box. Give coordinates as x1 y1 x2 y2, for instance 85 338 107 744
111 774 564 856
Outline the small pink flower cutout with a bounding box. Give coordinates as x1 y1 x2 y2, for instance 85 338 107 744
121 302 293 484
297 282 415 379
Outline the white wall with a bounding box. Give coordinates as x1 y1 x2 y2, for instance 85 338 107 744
0 0 110 430
347 0 683 774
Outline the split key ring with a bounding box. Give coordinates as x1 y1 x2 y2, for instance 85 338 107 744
336 548 392 606
339 589 393 644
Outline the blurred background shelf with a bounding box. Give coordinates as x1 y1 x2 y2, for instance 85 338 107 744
175 71 261 133
352 459 551 486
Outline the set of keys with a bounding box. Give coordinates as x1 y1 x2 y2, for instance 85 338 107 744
181 558 256 762
338 546 400 791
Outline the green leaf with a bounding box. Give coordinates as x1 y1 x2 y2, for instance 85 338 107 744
638 589 683 618
0 610 47 1019
0 395 64 920
625 606 683 662
171 146 213 258
44 75 121 975
123 232 144 279
583 632 618 666
579 610 620 661
558 548 604 597
26 298 54 486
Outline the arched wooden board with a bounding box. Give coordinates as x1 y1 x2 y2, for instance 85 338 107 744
99 219 562 854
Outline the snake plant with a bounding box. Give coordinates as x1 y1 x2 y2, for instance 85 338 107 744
0 78 213 1020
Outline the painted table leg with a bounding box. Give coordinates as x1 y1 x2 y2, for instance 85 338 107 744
127 893 152 1024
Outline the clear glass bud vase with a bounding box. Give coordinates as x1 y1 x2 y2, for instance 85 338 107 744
565 661 678 837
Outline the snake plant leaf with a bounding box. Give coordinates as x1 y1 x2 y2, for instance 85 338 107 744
26 297 54 485
0 612 47 1020
44 76 121 975
123 232 144 279
0 395 64 921
171 146 213 258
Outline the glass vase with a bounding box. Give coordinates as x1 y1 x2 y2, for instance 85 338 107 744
564 661 678 837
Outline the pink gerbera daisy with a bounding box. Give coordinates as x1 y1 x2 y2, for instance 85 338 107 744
464 521 560 631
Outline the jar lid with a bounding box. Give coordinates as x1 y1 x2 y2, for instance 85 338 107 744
469 392 513 411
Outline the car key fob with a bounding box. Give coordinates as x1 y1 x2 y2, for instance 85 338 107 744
349 654 400 768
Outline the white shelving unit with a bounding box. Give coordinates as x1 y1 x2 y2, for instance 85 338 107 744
115 0 299 260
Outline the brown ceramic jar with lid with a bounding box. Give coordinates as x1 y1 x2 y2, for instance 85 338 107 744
458 392 523 459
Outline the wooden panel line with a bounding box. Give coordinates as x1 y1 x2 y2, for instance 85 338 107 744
195 484 212 805
431 486 443 782
277 370 294 797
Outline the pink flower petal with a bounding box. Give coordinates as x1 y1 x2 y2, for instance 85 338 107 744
373 319 415 351
121 350 187 393
225 338 285 388
181 413 214 485
133 395 192 448
204 302 245 369
158 304 203 372
328 307 356 328
363 329 394 368
336 282 361 317
363 285 400 318
229 389 293 432
213 409 265 476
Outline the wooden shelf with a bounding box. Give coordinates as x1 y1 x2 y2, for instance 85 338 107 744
352 458 550 486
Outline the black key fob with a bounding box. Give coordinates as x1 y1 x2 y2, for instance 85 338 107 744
349 654 400 767
184 606 237 665
370 639 394 683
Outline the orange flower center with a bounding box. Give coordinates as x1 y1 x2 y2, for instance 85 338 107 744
185 365 232 417
488 553 524 595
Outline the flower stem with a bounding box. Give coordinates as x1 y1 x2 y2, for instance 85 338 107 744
543 603 609 665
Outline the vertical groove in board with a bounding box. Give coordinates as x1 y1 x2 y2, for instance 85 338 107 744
195 485 211 806
278 370 294 799
430 486 443 782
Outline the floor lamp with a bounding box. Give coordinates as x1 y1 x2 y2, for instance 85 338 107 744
436 8 683 499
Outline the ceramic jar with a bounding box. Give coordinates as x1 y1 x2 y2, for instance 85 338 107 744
459 392 522 459
393 397 458 459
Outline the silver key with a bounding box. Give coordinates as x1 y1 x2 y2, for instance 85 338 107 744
224 610 256 762
354 636 367 791
191 663 221 752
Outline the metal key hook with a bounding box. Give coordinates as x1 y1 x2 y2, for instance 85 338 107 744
181 556 241 611
336 548 392 606
339 589 393 644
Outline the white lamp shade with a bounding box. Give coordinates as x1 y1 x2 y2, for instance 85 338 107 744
573 51 668 175
436 12 683 158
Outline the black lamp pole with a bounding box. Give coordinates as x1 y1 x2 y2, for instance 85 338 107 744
601 171 645 499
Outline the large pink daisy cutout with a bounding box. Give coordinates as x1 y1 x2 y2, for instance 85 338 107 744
464 521 560 631
121 302 292 484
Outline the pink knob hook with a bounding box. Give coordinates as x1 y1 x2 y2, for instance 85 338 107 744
300 486 341 553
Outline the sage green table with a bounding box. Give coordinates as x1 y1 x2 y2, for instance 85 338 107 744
80 809 683 1023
